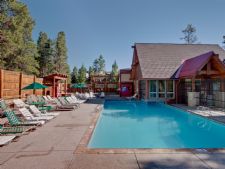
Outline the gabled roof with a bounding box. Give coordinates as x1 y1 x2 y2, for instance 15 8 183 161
175 51 225 78
134 43 225 79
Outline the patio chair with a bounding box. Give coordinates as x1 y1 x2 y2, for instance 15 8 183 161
47 95 55 101
89 92 96 98
13 99 28 108
4 111 43 126
58 97 79 108
0 136 16 146
0 124 35 135
0 100 10 111
29 105 60 117
75 93 87 100
26 95 38 104
53 98 75 110
65 97 78 104
71 95 86 103
65 97 82 107
19 108 54 121
43 96 56 104
100 92 105 98
24 97 54 112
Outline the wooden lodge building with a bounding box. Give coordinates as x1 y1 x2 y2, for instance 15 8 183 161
90 73 119 93
120 43 225 107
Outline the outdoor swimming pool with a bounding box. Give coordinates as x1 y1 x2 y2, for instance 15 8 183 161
88 101 225 149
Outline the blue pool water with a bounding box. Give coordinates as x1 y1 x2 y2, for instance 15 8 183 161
88 101 225 148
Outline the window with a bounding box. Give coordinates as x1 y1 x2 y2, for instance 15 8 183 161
149 80 174 99
149 80 157 98
166 80 174 98
158 80 165 98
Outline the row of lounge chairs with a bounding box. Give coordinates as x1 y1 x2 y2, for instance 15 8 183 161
0 94 87 146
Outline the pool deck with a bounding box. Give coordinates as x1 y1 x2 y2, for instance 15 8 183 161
1 100 225 169
173 104 225 124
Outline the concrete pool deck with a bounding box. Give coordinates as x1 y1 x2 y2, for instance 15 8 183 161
1 100 225 169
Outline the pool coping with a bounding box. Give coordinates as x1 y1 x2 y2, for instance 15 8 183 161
74 101 225 154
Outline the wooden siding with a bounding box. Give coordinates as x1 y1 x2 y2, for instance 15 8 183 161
0 69 44 99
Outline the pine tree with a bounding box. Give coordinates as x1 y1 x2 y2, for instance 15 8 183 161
111 60 119 82
78 65 87 83
93 58 99 73
98 55 105 73
88 66 94 76
93 55 105 74
181 24 197 44
71 66 78 83
54 31 70 75
0 0 39 75
37 32 54 77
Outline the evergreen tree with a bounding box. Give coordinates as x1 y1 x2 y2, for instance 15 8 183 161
71 66 78 83
93 58 99 73
93 55 105 74
78 64 87 83
65 64 71 84
88 66 94 77
181 24 197 44
98 55 105 73
54 31 70 75
37 32 54 77
0 0 39 75
111 60 119 82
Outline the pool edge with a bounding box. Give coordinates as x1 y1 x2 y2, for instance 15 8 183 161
74 102 225 154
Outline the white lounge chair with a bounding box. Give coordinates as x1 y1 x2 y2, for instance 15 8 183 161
13 99 28 108
47 95 55 101
0 136 16 146
53 98 76 110
100 92 105 98
71 95 86 104
29 105 60 117
65 97 78 104
19 108 53 122
58 97 79 107
29 105 59 117
89 92 96 98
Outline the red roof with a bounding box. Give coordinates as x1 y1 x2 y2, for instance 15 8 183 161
175 51 216 78
120 68 131 74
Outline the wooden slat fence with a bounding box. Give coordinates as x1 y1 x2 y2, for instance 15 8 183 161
0 69 43 99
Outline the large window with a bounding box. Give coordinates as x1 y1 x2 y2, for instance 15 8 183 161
149 80 174 99
150 80 157 98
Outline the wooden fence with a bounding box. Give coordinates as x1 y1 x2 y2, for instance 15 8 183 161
0 69 44 99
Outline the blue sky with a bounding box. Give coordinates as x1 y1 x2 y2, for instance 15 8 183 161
22 0 225 71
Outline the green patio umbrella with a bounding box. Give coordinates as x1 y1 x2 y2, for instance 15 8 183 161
22 82 48 95
22 82 48 90
71 83 87 88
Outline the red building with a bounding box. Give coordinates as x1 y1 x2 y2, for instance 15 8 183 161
119 68 133 97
